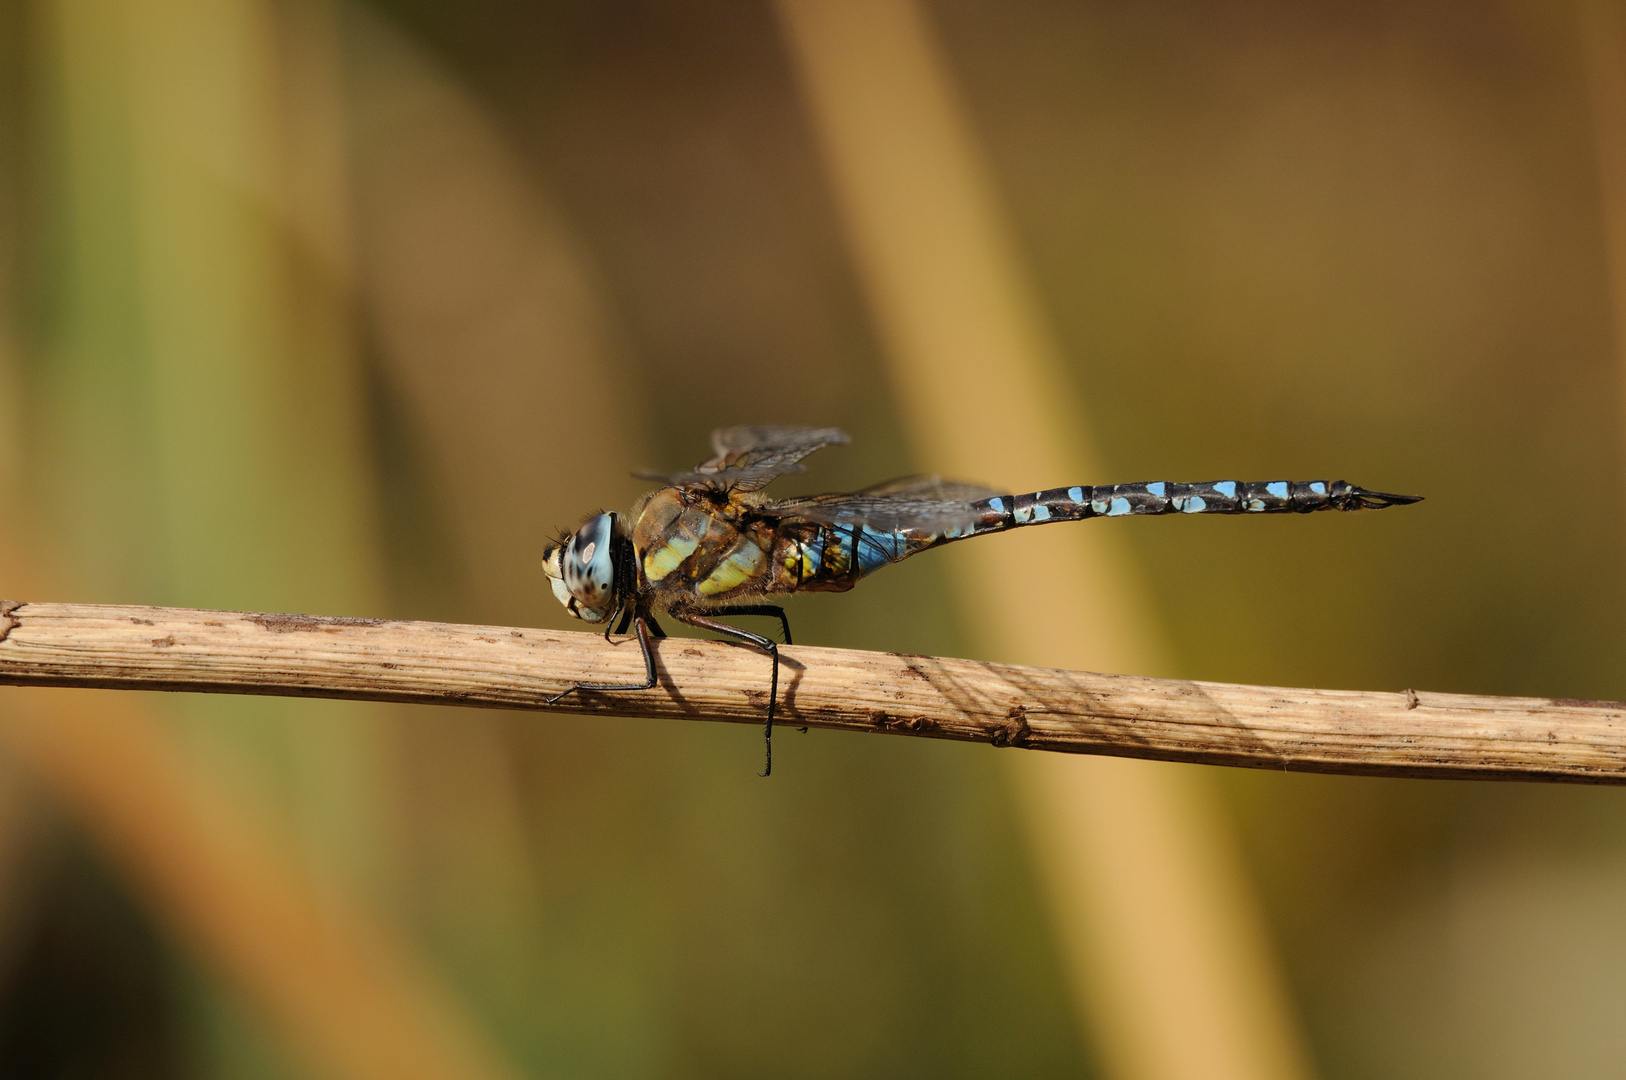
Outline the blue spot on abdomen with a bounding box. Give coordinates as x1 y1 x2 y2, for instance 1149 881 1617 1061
856 528 901 573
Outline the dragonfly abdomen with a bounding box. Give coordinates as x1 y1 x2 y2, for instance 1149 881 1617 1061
955 480 1421 538
767 521 927 593
763 480 1419 594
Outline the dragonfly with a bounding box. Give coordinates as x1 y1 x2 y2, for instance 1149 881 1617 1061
542 425 1421 775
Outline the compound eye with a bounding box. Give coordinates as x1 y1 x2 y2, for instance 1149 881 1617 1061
563 513 617 609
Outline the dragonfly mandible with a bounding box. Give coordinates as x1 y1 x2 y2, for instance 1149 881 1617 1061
542 425 1422 775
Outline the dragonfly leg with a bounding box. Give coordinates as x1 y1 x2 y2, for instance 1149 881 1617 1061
545 612 659 704
610 606 663 640
697 604 792 645
671 611 780 777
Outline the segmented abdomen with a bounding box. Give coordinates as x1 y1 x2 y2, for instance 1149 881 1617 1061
764 479 1418 595
957 479 1419 535
768 520 932 594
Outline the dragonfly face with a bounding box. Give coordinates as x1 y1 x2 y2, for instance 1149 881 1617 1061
543 511 621 623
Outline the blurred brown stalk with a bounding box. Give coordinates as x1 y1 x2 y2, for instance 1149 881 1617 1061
1580 1 1626 508
0 691 522 1080
7 0 526 1075
775 1 1315 1078
0 539 519 1080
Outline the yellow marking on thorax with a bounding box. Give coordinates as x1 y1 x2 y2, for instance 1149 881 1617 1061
643 534 698 583
697 540 767 596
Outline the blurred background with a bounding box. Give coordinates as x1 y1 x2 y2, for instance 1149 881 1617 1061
1 0 1624 1077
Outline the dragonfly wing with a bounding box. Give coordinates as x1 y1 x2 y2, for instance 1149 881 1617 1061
709 424 848 462
856 475 999 501
770 483 992 535
639 425 851 492
700 425 850 489
633 426 850 491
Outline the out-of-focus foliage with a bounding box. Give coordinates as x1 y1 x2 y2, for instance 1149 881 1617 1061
0 1 1622 1078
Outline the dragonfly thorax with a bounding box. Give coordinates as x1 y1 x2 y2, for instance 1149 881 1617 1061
543 511 624 623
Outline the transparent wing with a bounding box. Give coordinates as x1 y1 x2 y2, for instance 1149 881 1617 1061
638 425 850 492
701 425 850 483
770 476 998 534
853 475 998 501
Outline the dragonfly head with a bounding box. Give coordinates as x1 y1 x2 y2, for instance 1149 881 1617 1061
542 512 623 623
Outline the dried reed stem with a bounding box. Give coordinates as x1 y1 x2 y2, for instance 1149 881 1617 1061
1 600 1620 783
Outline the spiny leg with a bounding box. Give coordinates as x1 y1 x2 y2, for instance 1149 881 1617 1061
672 610 780 777
609 606 662 641
698 604 793 645
545 612 659 703
698 604 806 733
